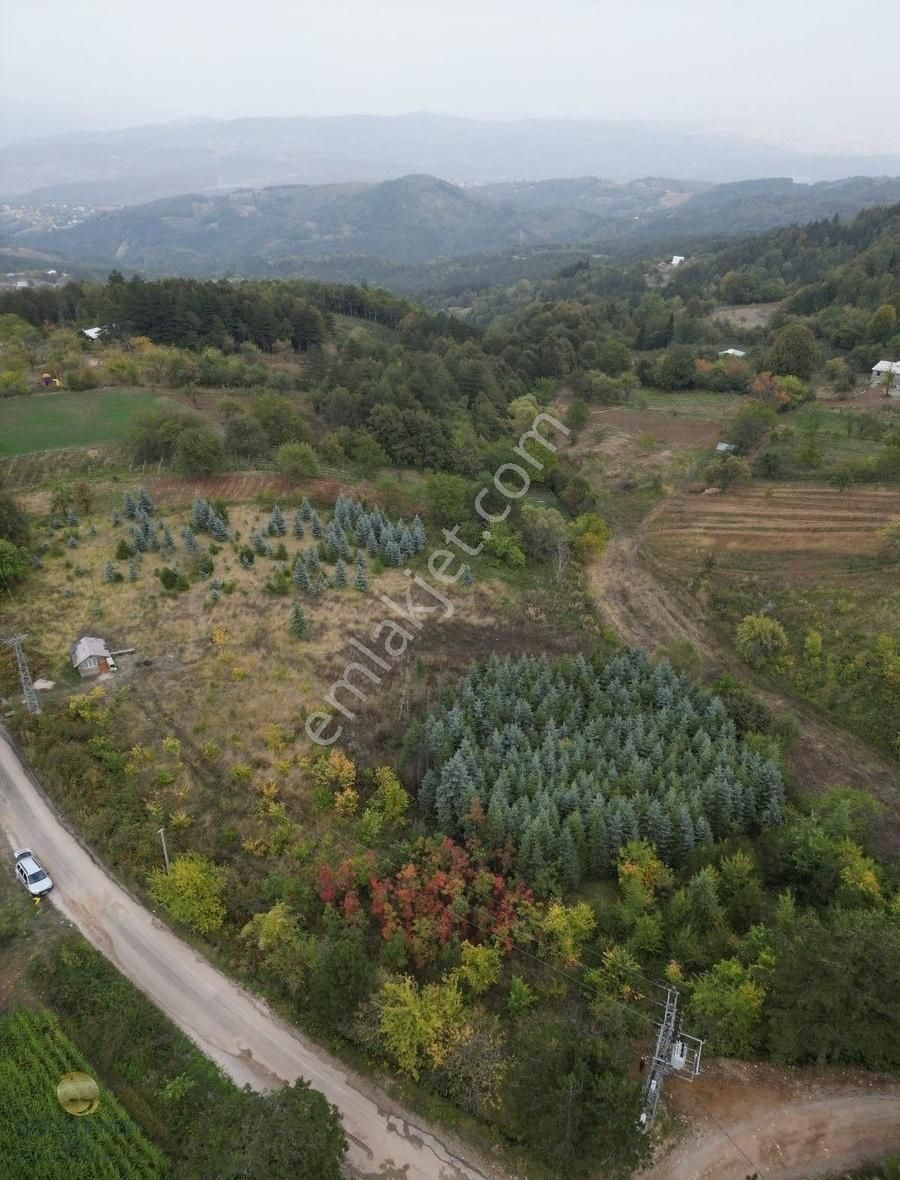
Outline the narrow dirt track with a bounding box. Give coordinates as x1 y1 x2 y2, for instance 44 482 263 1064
588 534 900 852
0 734 496 1180
643 1093 900 1180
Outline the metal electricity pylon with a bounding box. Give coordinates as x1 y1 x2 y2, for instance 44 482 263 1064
639 987 703 1130
2 634 41 715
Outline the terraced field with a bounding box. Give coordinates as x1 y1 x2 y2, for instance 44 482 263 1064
648 484 900 565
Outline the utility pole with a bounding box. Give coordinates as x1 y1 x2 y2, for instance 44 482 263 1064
639 986 703 1131
2 634 40 715
157 827 170 874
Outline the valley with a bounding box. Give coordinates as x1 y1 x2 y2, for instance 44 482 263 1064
1 187 898 1180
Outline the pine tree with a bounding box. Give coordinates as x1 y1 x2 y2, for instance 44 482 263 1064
123 491 137 519
411 514 426 552
103 560 117 583
306 546 320 573
138 486 155 515
334 559 348 588
251 530 268 556
210 512 230 542
399 526 415 558
192 498 211 531
300 496 313 521
268 504 286 536
128 558 139 582
181 526 200 556
293 556 311 592
289 602 311 639
559 825 582 891
460 565 475 586
160 526 175 555
292 509 305 539
111 509 121 527
66 509 79 527
310 511 324 540
354 556 369 591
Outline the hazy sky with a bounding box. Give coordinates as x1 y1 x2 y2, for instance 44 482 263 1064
2 0 897 150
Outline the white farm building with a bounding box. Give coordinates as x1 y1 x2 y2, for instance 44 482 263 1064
871 360 900 394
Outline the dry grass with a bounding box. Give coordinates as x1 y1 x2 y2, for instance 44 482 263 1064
4 490 590 860
709 302 781 329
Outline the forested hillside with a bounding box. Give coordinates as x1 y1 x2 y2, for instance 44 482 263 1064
1 198 899 1179
6 173 900 286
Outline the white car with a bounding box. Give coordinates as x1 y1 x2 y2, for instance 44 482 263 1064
14 849 53 897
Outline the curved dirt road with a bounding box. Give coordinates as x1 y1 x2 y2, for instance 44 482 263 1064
643 1095 900 1180
640 1062 900 1180
0 733 494 1180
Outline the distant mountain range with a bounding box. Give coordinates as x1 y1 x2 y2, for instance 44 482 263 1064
4 113 900 206
7 173 900 282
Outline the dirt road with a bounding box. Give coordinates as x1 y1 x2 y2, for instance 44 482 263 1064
0 733 495 1180
641 1060 900 1180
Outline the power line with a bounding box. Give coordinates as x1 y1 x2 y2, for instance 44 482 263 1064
693 1092 768 1177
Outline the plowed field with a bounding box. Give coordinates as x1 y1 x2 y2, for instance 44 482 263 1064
649 484 900 563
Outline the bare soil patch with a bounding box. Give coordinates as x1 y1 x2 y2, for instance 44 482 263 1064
650 484 900 561
642 1059 900 1180
583 406 722 450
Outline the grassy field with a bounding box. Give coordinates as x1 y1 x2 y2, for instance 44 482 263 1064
2 476 591 887
0 1008 165 1178
633 389 743 420
0 389 168 457
763 401 900 478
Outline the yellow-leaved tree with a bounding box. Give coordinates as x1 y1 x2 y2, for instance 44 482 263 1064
149 852 226 935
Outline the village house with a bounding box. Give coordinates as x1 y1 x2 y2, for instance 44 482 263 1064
871 360 900 394
71 636 117 679
718 348 746 358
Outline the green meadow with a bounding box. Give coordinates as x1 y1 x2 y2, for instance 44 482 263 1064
0 389 167 457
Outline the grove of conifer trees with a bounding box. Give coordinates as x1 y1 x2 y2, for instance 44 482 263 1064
417 649 785 893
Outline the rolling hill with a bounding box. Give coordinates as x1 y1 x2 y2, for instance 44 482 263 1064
4 113 900 206
9 173 900 283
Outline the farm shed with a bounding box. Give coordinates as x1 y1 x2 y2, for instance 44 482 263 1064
71 636 116 678
871 360 900 394
718 348 746 358
715 442 738 454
